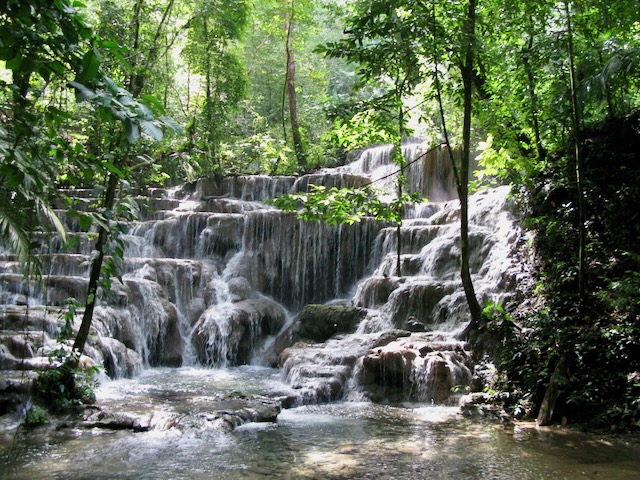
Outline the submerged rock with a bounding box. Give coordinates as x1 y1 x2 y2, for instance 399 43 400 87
82 393 285 433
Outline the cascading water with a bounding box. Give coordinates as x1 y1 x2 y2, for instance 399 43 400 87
3 144 640 480
0 141 528 408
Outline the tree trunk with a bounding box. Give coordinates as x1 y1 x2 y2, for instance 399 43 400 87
522 31 545 161
430 0 481 338
203 16 216 166
72 170 119 356
12 71 31 107
128 0 145 97
536 354 571 426
395 103 406 276
285 0 305 167
456 0 483 339
564 1 585 301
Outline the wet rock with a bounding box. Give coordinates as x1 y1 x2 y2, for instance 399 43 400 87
357 334 472 403
227 276 255 302
271 304 368 364
0 306 61 336
0 370 37 415
82 408 152 432
403 316 427 332
353 276 403 308
87 337 143 378
200 214 244 257
278 334 377 404
371 329 412 348
210 400 281 431
386 281 457 328
192 297 287 366
459 392 509 422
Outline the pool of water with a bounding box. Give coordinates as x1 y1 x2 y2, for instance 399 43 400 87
1 368 639 479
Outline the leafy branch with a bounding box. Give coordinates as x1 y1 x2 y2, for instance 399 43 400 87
272 183 424 227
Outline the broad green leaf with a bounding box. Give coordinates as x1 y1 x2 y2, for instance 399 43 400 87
102 160 125 179
69 81 97 102
124 119 140 143
78 50 100 84
140 120 163 141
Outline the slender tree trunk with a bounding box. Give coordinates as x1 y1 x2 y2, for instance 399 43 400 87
12 71 31 107
395 103 405 277
522 31 545 161
536 354 571 426
72 170 119 356
431 1 460 186
564 0 585 301
285 0 305 167
597 50 615 119
429 0 481 338
456 0 483 339
536 1 583 425
128 0 145 97
203 16 216 167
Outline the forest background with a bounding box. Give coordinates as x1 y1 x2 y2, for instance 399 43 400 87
1 0 640 429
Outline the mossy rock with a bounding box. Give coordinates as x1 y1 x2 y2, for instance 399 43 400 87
269 305 367 365
292 304 366 343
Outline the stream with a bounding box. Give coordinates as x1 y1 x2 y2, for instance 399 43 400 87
2 144 639 478
2 367 640 480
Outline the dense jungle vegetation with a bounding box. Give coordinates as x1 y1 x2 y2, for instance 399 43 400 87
1 0 639 429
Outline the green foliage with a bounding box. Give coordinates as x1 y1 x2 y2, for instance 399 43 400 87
23 405 50 426
599 253 640 313
482 112 640 426
323 108 398 152
34 349 100 413
472 135 543 190
69 61 179 145
178 0 249 173
0 0 91 88
272 184 423 227
477 0 640 173
222 132 296 175
34 294 101 413
58 298 82 342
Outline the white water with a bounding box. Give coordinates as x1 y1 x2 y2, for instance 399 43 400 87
0 142 529 400
1 144 638 478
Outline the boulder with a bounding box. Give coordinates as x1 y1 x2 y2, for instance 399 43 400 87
356 334 472 404
271 304 367 362
227 276 255 302
192 297 287 366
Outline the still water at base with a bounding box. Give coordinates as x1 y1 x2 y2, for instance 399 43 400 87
2 368 639 480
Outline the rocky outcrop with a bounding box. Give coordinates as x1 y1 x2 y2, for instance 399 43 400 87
280 338 369 404
270 304 367 365
192 297 287 366
356 333 473 404
79 393 286 432
0 144 527 418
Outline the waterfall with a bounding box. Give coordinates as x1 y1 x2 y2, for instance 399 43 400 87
0 142 528 406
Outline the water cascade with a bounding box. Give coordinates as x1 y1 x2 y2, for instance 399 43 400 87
0 142 530 412
7 144 635 480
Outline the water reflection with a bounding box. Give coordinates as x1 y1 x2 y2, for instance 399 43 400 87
1 369 639 479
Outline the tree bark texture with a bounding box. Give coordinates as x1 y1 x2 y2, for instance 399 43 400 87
285 0 305 167
536 354 571 426
457 0 483 339
72 171 119 356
